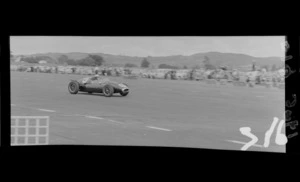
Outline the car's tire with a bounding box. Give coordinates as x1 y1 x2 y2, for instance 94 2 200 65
120 92 129 96
103 85 114 97
88 92 93 94
68 81 79 94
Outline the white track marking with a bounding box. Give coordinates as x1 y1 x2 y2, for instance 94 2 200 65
84 115 123 124
37 109 56 112
85 116 104 119
146 126 172 131
226 140 263 148
62 114 83 117
12 105 124 125
107 119 123 124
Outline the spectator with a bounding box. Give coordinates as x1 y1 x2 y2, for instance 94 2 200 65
102 69 106 76
246 77 250 83
171 70 176 80
71 67 76 74
95 67 99 75
115 68 120 76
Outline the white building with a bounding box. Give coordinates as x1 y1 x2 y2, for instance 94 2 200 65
39 60 47 64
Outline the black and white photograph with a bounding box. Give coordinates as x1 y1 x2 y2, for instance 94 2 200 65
10 36 286 152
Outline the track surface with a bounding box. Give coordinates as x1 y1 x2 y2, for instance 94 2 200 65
11 72 285 152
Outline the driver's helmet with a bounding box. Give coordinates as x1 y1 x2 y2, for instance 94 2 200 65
90 75 100 81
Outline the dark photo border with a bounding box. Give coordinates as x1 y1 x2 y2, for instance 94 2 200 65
1 22 299 166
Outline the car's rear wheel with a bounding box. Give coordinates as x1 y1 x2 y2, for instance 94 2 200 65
103 85 114 97
68 81 79 94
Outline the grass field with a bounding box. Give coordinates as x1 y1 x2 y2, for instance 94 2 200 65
10 71 285 152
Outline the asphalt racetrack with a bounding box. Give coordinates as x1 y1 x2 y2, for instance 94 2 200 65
11 71 285 152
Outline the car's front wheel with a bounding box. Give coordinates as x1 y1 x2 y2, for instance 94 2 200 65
120 92 129 96
68 81 79 94
103 85 114 97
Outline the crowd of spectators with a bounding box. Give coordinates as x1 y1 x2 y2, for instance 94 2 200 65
10 63 285 89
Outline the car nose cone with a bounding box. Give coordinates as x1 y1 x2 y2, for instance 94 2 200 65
122 88 129 92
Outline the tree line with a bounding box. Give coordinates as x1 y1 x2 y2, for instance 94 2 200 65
58 55 105 66
16 53 280 72
20 56 54 63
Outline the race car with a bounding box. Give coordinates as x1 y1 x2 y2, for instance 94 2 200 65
68 75 129 97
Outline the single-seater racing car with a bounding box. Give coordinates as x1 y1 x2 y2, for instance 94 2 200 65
68 75 129 97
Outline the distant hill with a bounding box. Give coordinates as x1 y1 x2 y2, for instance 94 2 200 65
16 51 284 69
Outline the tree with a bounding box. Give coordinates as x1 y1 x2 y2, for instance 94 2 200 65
202 56 216 70
58 55 69 64
21 57 39 63
192 65 201 69
205 63 216 70
271 64 277 72
158 64 166 69
141 58 150 68
261 65 270 72
66 59 77 65
158 64 178 69
36 56 52 62
78 57 96 66
124 63 138 68
88 55 105 66
203 56 210 63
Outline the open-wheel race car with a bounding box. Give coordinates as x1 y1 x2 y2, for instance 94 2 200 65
68 75 129 97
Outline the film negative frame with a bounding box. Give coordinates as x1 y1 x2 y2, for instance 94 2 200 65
1 33 300 158
285 36 299 153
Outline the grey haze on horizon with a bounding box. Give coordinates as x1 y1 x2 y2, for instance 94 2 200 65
10 36 285 58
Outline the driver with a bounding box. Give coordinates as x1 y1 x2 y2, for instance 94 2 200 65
90 74 100 81
82 74 101 84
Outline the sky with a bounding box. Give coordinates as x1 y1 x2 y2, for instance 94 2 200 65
10 36 285 58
